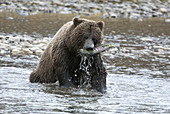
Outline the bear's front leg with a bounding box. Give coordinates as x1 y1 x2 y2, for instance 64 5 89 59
51 47 76 88
91 55 107 93
55 66 75 88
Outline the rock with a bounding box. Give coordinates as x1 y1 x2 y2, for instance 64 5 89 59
92 9 101 14
0 1 10 5
17 10 29 16
22 48 33 54
88 3 98 9
79 11 91 16
64 3 77 8
101 13 109 19
40 39 48 44
141 38 153 42
138 18 143 22
0 43 9 49
105 7 112 12
35 49 43 55
108 0 121 3
9 40 15 43
165 19 170 23
152 13 158 17
12 49 21 55
129 13 140 19
7 17 14 20
0 50 6 54
152 12 162 17
109 12 117 18
37 43 46 50
159 8 167 13
120 10 129 18
51 1 63 6
59 10 72 14
33 39 40 44
153 46 165 49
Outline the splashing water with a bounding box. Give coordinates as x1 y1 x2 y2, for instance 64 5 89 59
79 56 94 76
74 56 94 88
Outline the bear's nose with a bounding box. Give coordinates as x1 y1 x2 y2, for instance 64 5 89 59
84 38 94 51
86 47 93 51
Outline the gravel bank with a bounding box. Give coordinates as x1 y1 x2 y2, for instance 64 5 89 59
0 0 170 19
0 33 51 56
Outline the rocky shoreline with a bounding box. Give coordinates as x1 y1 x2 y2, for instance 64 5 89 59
0 33 51 56
0 0 170 19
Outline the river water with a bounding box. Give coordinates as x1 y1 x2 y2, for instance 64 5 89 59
0 12 170 113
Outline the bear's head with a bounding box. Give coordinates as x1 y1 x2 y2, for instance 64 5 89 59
70 17 104 55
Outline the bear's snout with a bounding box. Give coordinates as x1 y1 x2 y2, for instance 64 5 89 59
84 38 94 51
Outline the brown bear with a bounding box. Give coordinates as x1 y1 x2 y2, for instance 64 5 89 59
29 17 107 93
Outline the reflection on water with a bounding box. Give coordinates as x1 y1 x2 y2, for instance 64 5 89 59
0 12 170 113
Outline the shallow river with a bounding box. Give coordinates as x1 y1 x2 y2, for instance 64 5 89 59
0 12 170 113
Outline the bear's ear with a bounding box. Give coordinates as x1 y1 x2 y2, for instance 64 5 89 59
97 21 104 31
73 17 84 27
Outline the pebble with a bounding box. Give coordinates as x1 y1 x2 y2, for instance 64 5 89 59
79 11 91 16
109 12 117 18
129 13 140 19
141 38 153 42
12 49 21 55
22 48 33 54
0 50 6 54
7 17 14 20
165 19 170 23
101 13 109 19
159 8 167 13
35 49 43 55
153 46 168 51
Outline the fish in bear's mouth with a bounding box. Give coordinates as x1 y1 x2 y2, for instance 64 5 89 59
80 43 120 56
